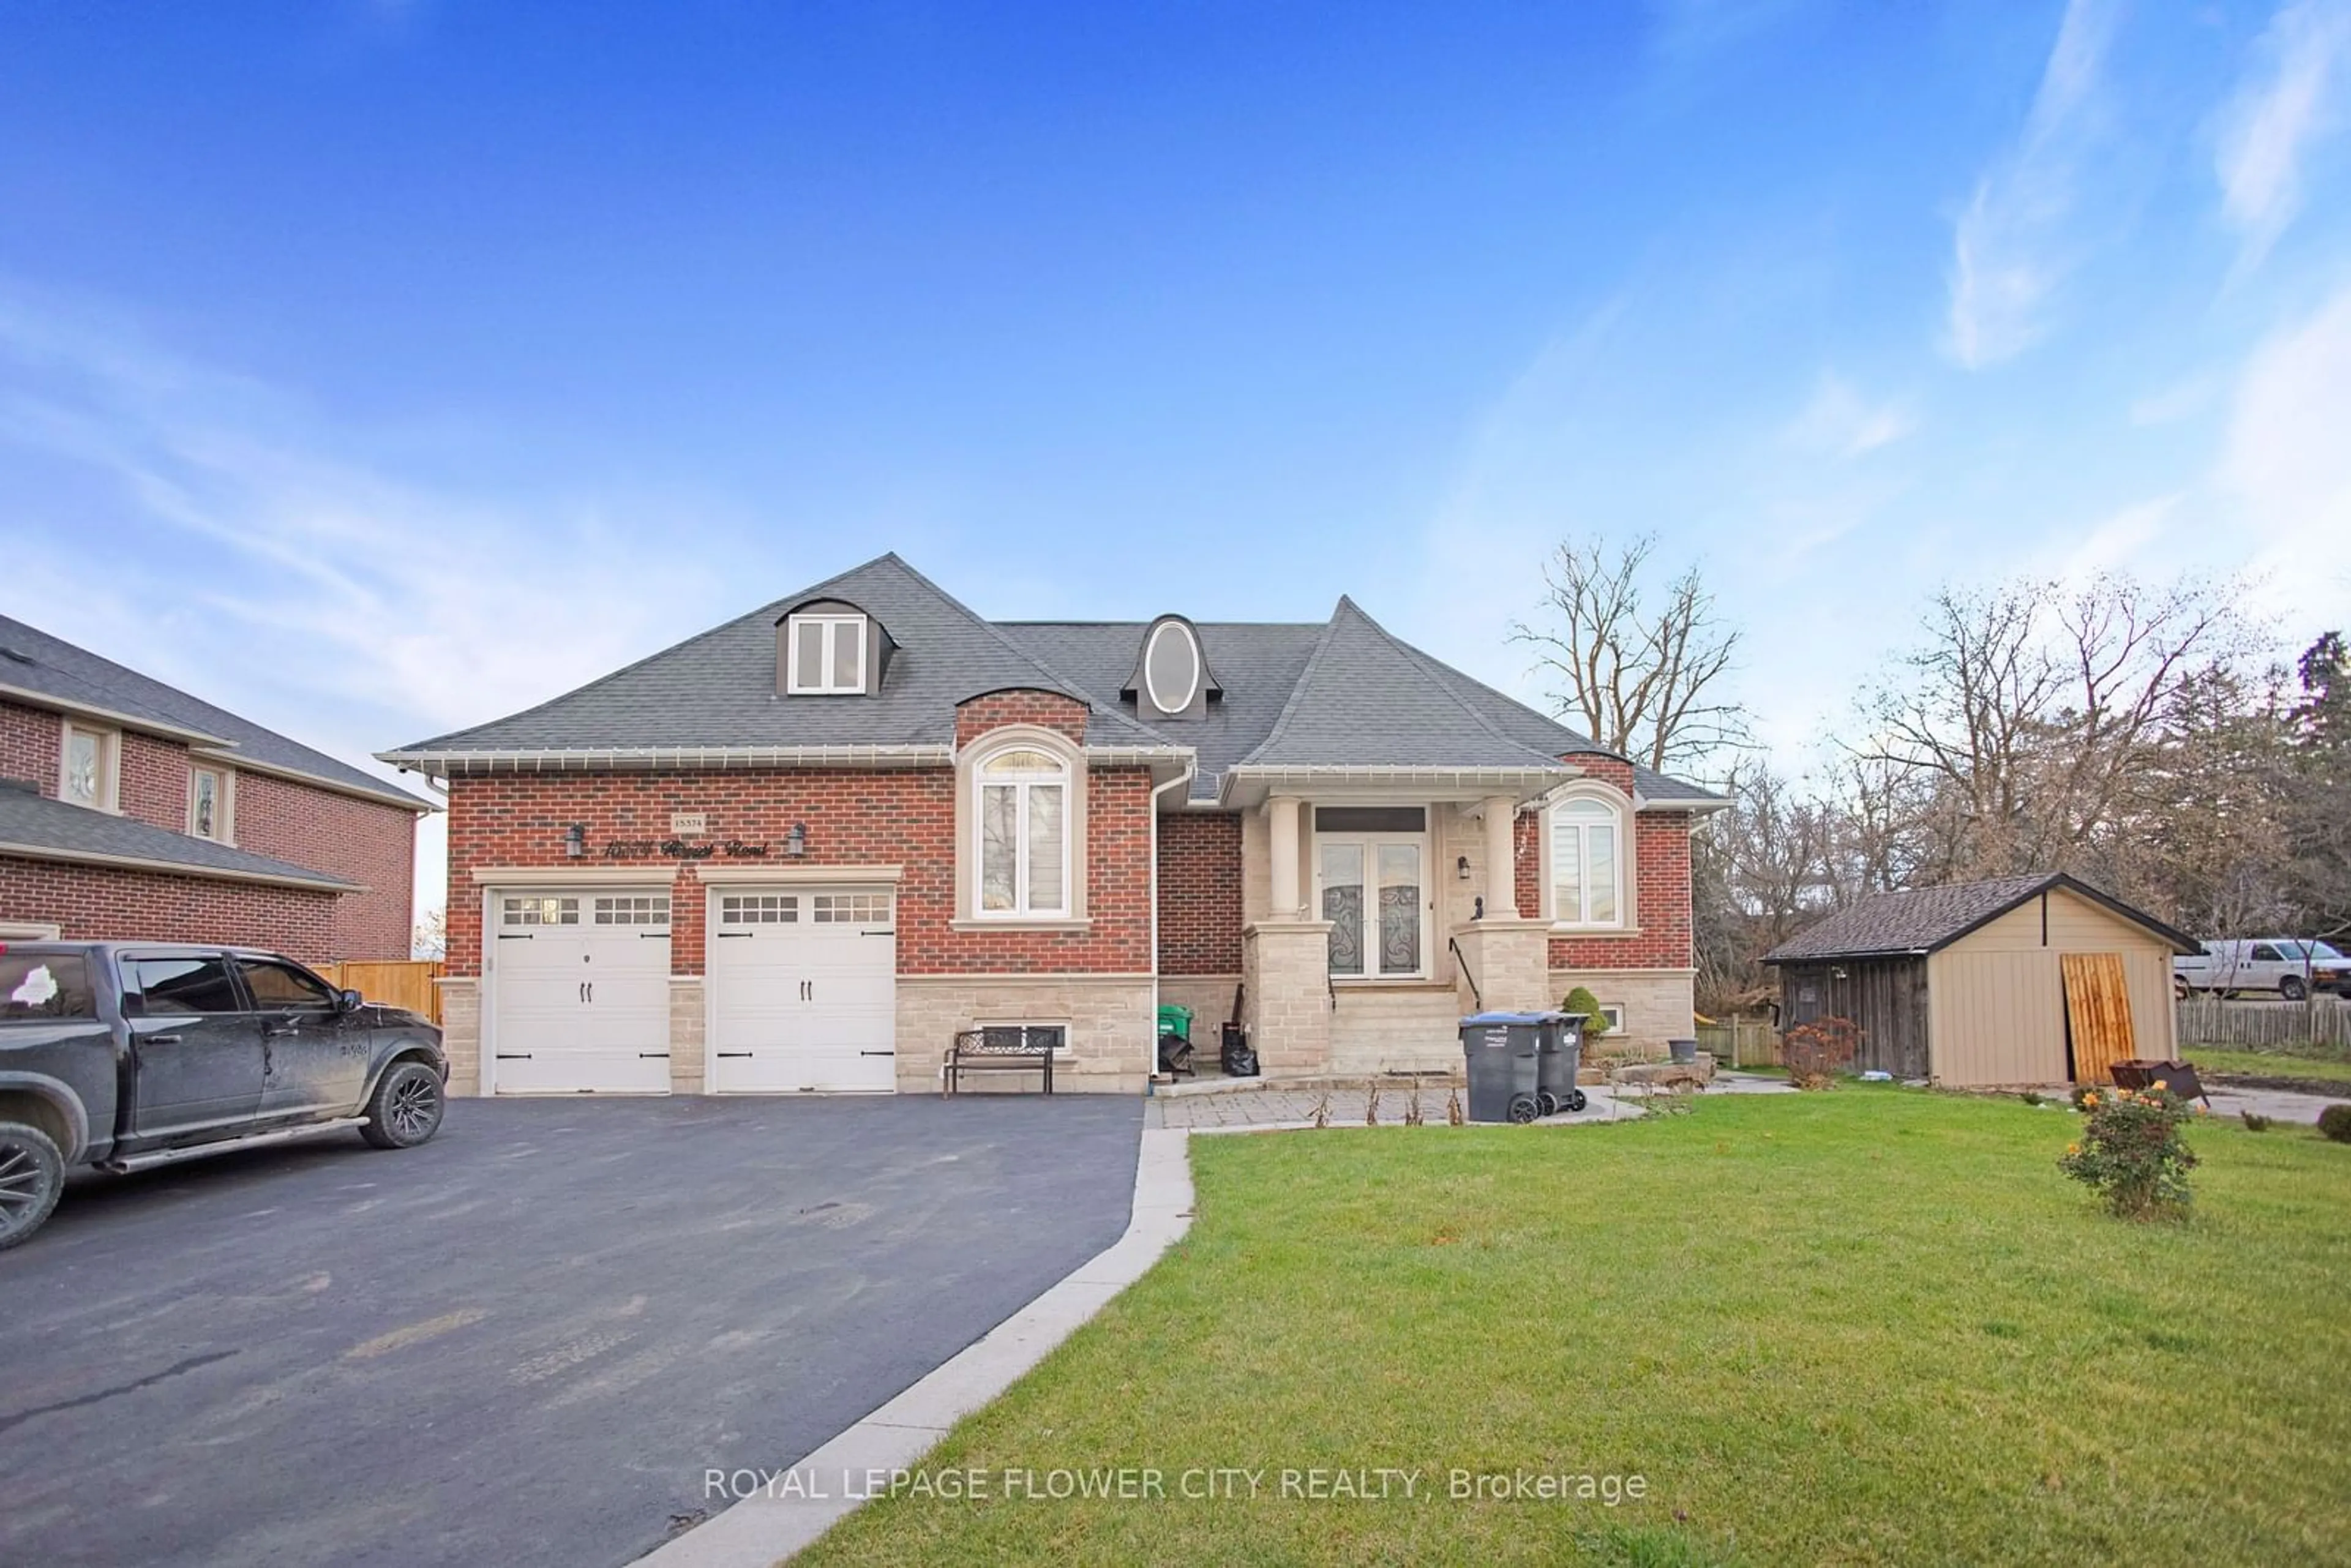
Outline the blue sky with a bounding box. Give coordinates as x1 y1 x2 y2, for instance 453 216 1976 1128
2 1 2348 918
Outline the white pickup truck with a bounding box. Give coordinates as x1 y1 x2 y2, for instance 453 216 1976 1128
2173 939 2351 1002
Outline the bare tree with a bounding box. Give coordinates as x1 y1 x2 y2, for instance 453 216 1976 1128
1512 534 1750 775
1855 575 2256 883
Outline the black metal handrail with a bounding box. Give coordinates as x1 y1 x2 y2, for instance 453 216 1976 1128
1449 936 1482 1011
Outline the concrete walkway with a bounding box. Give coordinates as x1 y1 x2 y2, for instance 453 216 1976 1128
2202 1084 2350 1124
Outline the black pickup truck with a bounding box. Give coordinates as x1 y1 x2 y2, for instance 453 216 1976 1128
0 941 448 1249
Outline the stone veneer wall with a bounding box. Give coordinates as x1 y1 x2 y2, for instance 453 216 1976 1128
896 974 1153 1093
1549 967 1696 1057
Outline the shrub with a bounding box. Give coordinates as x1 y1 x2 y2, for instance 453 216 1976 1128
1783 1016 1861 1090
2320 1105 2351 1144
2059 1085 2201 1220
1562 986 1612 1039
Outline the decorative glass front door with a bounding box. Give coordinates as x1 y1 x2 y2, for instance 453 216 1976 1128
1320 838 1423 978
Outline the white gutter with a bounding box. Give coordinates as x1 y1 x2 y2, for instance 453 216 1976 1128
375 743 956 778
1147 757 1199 1085
189 748 437 813
0 681 236 749
0 839 362 893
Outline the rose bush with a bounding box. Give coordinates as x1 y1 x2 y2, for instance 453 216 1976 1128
2058 1082 2201 1220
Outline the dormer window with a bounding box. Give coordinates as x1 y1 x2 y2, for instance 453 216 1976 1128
1144 620 1201 715
786 613 867 694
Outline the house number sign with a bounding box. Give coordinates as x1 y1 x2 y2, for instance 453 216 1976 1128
601 839 770 860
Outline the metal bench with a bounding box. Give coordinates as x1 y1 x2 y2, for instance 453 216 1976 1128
945 1025 1059 1095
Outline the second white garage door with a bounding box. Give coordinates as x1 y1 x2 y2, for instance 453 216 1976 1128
708 886 896 1093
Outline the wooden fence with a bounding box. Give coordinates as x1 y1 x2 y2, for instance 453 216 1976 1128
318 960 444 1025
1695 1016 1783 1068
2174 996 2351 1051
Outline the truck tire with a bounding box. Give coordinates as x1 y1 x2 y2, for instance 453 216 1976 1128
2280 975 2308 1002
0 1120 65 1251
360 1061 445 1150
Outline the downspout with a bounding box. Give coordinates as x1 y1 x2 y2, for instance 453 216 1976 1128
1148 761 1199 1086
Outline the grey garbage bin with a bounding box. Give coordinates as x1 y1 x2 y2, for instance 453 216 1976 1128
1536 1013 1588 1117
1460 1012 1545 1123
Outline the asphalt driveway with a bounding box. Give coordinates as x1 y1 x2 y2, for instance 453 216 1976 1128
0 1094 1144 1568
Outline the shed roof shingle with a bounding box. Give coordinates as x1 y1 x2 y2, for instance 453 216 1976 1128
1762 873 2199 962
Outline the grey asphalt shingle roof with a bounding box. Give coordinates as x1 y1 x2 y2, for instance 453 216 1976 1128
394 555 1177 756
392 553 1722 807
0 614 430 810
1762 873 2199 962
0 783 361 890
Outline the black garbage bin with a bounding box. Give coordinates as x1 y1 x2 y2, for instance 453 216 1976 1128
1460 1012 1545 1123
1535 1013 1588 1116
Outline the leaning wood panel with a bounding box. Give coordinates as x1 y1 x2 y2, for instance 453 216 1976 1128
2061 952 2135 1084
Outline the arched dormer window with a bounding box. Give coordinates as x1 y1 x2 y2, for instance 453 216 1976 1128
786 612 866 693
1547 790 1630 928
977 745 1068 916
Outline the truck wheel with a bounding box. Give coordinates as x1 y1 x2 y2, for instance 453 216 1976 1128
2280 975 2308 1002
361 1062 444 1150
0 1121 65 1251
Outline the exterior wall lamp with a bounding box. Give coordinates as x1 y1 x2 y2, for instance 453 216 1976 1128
786 822 808 857
563 823 587 859
1456 854 1472 881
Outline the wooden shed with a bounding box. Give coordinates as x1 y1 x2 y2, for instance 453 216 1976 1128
1763 873 2199 1088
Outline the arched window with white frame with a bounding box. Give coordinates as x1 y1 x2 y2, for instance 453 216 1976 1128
977 746 1068 916
1550 793 1627 927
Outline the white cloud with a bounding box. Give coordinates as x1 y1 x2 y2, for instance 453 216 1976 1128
1782 373 1916 459
2027 494 2182 583
2219 277 2351 628
1945 0 2122 369
0 285 756 919
2214 0 2351 272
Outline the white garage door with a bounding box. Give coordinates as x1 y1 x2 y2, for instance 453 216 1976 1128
490 890 673 1094
709 887 896 1093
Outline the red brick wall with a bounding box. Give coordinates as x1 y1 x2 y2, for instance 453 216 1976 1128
0 855 340 961
954 689 1089 748
0 702 58 791
1514 753 1695 970
1158 812 1242 975
234 772 420 961
119 731 191 831
443 761 1154 980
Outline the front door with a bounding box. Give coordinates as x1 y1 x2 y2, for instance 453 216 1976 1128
239 956 370 1118
1318 838 1426 980
121 952 266 1143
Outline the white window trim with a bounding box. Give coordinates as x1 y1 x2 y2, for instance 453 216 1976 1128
1142 620 1201 714
785 613 869 695
973 745 1071 920
1543 785 1633 931
188 765 236 844
1315 828 1431 981
59 721 121 813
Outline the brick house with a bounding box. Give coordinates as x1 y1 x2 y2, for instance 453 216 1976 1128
0 615 430 961
380 554 1723 1097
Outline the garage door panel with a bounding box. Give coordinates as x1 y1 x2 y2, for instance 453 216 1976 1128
490 889 673 1095
710 886 894 1094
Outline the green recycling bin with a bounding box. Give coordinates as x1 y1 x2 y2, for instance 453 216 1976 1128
1156 1003 1194 1041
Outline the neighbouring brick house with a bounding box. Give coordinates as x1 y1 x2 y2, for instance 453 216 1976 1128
0 615 430 962
380 554 1723 1097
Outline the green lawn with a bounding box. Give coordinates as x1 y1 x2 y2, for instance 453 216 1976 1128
802 1090 2351 1567
2183 1046 2351 1087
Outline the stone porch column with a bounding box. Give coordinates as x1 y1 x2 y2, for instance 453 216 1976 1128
1242 920 1335 1075
1482 795 1518 919
1267 794 1303 920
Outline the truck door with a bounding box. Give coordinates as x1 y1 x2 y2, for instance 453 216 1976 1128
237 956 368 1117
121 953 266 1143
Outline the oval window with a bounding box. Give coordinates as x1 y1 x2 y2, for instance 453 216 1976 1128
1144 621 1201 714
